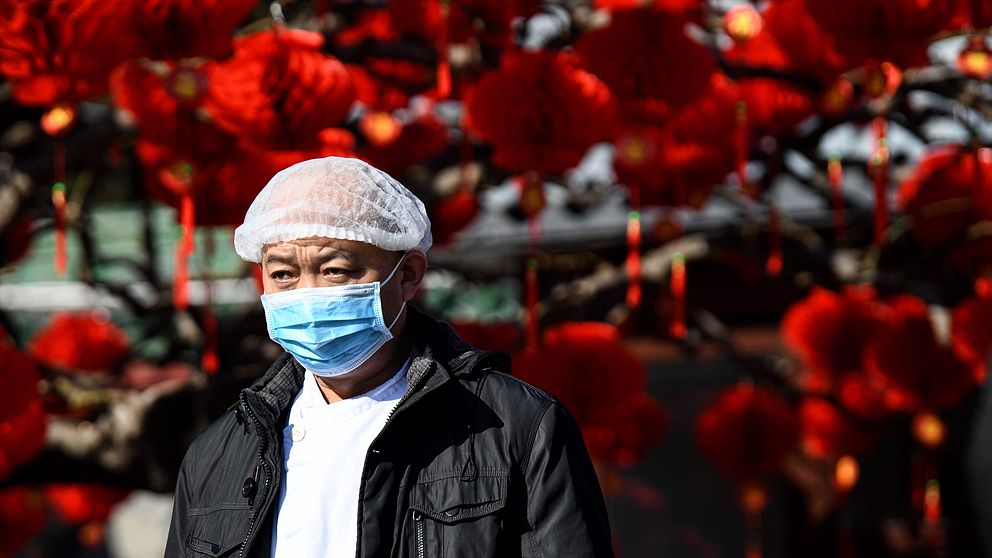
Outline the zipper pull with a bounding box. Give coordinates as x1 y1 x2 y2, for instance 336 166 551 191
242 465 259 506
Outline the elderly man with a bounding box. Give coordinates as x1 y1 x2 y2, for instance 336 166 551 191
165 157 613 557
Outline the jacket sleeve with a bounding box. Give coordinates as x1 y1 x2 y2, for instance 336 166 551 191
164 448 194 557
519 401 615 558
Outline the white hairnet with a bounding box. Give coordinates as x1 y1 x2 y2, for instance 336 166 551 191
234 156 433 262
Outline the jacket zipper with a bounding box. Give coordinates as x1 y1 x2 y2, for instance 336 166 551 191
238 394 272 558
413 510 425 558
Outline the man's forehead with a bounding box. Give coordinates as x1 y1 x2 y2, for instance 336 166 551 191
261 237 390 259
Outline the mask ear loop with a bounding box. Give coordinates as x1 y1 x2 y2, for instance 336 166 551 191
383 251 410 332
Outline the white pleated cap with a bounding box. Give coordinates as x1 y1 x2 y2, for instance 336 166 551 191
234 156 433 262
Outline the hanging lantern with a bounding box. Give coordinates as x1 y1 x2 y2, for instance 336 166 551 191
465 50 617 174
782 286 881 376
360 111 449 174
0 342 46 481
869 117 889 247
131 0 258 61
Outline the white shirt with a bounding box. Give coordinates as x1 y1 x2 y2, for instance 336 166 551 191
271 362 409 558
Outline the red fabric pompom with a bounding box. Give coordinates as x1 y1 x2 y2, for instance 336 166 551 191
863 295 980 412
695 385 799 480
45 484 130 525
781 286 881 376
513 322 665 466
0 487 47 556
130 0 257 61
0 0 137 105
29 312 129 373
205 29 355 151
465 50 618 174
800 0 959 69
575 6 716 124
0 342 46 480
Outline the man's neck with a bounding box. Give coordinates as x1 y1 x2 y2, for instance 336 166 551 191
312 333 411 404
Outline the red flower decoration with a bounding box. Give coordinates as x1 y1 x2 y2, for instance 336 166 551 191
205 29 355 151
800 0 959 69
0 0 137 105
782 286 881 376
45 484 129 525
613 76 739 208
130 0 257 61
695 385 799 480
864 295 980 412
465 50 617 174
360 111 449 174
431 190 481 245
29 312 129 373
0 342 46 480
952 296 992 364
0 487 47 556
513 322 665 466
899 145 992 247
799 397 873 458
575 7 716 124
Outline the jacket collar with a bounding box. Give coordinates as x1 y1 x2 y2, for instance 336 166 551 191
241 306 510 431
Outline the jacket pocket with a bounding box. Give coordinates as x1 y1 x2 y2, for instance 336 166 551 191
407 471 510 558
185 504 251 557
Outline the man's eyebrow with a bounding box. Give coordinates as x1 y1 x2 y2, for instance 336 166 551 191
263 254 298 266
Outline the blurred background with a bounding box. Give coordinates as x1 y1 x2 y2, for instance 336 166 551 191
2 0 992 556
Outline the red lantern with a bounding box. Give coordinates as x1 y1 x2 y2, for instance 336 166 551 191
952 296 992 364
205 29 355 151
800 0 959 69
130 0 257 61
513 322 665 466
464 50 617 174
799 398 873 458
575 7 716 125
360 111 449 174
695 385 799 480
899 145 992 257
430 189 480 245
864 296 980 412
0 342 46 481
0 0 136 106
29 312 129 373
782 286 881 376
45 484 130 525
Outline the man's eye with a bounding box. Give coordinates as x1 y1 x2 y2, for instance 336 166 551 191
323 267 349 276
271 271 294 281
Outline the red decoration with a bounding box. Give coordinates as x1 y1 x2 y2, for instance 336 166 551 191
513 322 666 466
864 295 981 412
346 64 410 112
45 484 129 525
205 29 355 151
0 342 46 481
29 312 130 373
800 0 958 69
782 286 881 375
360 111 449 174
130 0 257 61
799 398 872 458
594 0 701 15
869 117 889 247
724 4 764 43
952 296 992 364
465 50 617 174
766 204 782 276
0 0 136 106
430 189 480 245
669 252 687 339
0 487 47 557
576 7 716 125
695 385 799 480
828 156 846 240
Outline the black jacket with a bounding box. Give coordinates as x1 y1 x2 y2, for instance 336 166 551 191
165 308 614 557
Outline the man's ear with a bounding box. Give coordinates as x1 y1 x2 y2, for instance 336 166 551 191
400 251 428 301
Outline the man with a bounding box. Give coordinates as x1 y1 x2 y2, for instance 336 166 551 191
165 157 613 557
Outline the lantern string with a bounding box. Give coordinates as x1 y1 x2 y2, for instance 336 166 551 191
766 204 782 276
670 252 687 339
870 117 889 247
435 2 451 99
52 139 68 275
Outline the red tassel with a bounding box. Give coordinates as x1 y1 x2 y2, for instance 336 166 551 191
52 139 68 275
174 193 195 309
870 117 889 247
626 184 642 308
735 100 750 195
525 256 539 352
201 308 219 374
435 3 451 99
669 252 687 339
828 155 845 241
766 204 782 276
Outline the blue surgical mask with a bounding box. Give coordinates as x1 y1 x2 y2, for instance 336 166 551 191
260 255 407 377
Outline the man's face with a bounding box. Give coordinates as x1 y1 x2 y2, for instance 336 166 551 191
260 237 426 330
